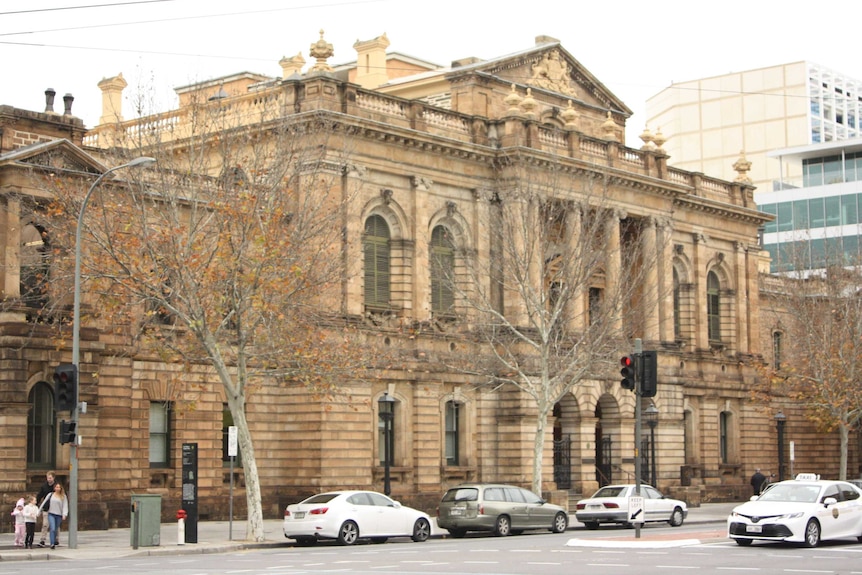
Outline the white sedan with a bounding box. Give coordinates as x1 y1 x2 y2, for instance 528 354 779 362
283 490 431 545
728 474 862 547
575 484 687 529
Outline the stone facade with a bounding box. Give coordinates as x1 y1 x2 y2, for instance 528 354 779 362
1 33 853 530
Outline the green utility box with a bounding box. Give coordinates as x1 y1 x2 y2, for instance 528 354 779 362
130 494 162 547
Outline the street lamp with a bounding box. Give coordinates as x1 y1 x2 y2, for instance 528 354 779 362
774 411 786 482
69 156 156 549
643 402 659 487
378 392 395 496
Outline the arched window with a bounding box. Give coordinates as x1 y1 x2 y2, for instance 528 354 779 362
363 215 391 309
772 332 783 370
445 401 461 466
20 223 49 310
27 382 55 467
430 226 455 315
707 271 721 342
720 411 731 463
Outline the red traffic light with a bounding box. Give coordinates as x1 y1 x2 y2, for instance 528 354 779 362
620 356 633 368
620 355 636 391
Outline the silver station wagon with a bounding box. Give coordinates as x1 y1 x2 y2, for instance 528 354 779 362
437 483 568 537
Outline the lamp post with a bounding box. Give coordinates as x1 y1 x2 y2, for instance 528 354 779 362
774 411 786 482
69 156 156 549
378 392 395 496
643 402 659 487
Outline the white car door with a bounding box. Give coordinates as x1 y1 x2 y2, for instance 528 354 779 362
643 486 668 522
367 492 404 536
346 492 380 537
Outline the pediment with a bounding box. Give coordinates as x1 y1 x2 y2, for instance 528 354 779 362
452 43 632 116
0 139 106 175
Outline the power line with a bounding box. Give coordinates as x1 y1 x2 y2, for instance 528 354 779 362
0 0 384 37
0 1 175 16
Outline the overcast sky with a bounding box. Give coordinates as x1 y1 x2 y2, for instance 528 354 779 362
3 0 861 148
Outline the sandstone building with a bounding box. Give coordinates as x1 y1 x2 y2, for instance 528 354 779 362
1 33 850 529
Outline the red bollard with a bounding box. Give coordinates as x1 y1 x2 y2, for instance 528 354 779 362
176 509 187 545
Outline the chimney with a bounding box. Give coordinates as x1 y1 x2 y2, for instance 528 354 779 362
279 52 306 79
353 33 390 89
98 74 128 125
44 88 56 113
63 93 74 116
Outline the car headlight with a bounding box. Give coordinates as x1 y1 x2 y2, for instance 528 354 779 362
778 512 804 520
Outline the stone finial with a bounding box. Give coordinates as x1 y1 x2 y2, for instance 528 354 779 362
279 52 306 79
98 73 128 125
309 29 334 73
561 100 578 128
640 125 656 150
733 150 753 184
519 88 537 118
504 84 522 115
63 93 74 116
601 110 617 142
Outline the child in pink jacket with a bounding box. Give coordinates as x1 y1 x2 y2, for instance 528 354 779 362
11 498 25 548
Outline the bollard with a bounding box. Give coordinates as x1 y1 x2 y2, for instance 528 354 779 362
177 509 187 545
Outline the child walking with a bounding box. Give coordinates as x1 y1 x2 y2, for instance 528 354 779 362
23 495 39 549
11 498 25 548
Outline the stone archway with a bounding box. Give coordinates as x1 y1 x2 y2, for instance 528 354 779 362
552 394 580 490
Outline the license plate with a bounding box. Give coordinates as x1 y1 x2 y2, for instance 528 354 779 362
589 505 601 509
294 512 305 519
450 508 463 516
746 525 762 533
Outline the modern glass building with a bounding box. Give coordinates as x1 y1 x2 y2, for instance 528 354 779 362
759 139 862 272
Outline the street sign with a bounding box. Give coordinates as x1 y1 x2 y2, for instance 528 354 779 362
228 426 238 457
629 496 644 523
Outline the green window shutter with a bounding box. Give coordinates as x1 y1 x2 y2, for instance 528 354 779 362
364 215 391 307
430 226 454 314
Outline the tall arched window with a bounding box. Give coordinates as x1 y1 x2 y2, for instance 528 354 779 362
772 331 783 370
445 400 461 466
363 215 391 309
430 225 455 315
20 223 49 310
719 411 732 464
27 382 55 467
707 271 721 342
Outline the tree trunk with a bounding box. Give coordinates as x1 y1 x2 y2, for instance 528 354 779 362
226 394 265 541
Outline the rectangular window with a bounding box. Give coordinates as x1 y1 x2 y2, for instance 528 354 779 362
149 402 170 468
378 404 396 467
824 155 842 184
825 196 841 227
445 401 460 466
804 159 824 187
841 194 858 225
776 202 793 232
792 200 808 230
760 204 777 234
809 198 825 228
719 412 729 464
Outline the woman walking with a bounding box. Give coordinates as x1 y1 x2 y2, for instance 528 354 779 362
40 482 68 549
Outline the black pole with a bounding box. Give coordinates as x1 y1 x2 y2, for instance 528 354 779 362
383 417 391 495
649 423 657 488
776 418 786 482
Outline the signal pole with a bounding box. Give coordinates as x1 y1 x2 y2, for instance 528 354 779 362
633 338 642 539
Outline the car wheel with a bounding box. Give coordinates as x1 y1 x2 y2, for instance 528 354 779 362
552 512 568 533
668 507 685 527
371 537 388 544
337 520 359 545
584 521 599 530
803 519 820 548
447 528 467 538
412 518 430 542
734 538 752 546
494 515 511 536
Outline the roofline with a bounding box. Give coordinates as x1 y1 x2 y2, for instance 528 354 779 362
767 138 862 162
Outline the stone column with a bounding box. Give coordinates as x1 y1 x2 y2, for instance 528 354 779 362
693 233 708 350
343 164 367 316
733 242 749 353
642 217 659 343
657 219 675 343
566 206 584 332
412 176 432 321
606 210 622 332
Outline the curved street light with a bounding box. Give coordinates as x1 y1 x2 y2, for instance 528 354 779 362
69 156 156 549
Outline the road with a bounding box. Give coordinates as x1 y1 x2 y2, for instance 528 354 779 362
5 524 862 575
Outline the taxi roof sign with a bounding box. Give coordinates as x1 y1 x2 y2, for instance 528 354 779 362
795 473 820 481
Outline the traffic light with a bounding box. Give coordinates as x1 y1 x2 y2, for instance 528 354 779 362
59 420 77 445
640 350 658 398
620 355 636 391
53 363 78 412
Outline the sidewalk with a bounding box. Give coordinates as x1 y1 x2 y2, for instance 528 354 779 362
0 502 738 561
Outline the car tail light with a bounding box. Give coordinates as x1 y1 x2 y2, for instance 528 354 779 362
576 503 585 510
478 505 484 515
284 509 291 517
309 507 329 515
603 502 620 509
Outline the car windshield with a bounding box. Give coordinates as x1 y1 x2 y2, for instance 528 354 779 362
757 483 821 503
442 488 478 502
592 486 627 498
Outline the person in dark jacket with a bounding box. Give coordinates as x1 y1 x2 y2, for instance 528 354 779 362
750 468 767 495
35 471 56 547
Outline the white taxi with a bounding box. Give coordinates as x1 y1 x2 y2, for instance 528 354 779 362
727 473 862 547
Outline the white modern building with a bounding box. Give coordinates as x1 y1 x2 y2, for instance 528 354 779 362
758 139 862 272
646 62 862 194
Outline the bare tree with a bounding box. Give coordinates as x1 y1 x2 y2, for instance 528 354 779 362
758 241 862 479
41 98 373 541
448 157 663 495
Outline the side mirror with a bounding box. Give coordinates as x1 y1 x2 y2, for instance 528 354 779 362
391 501 402 509
823 497 837 507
